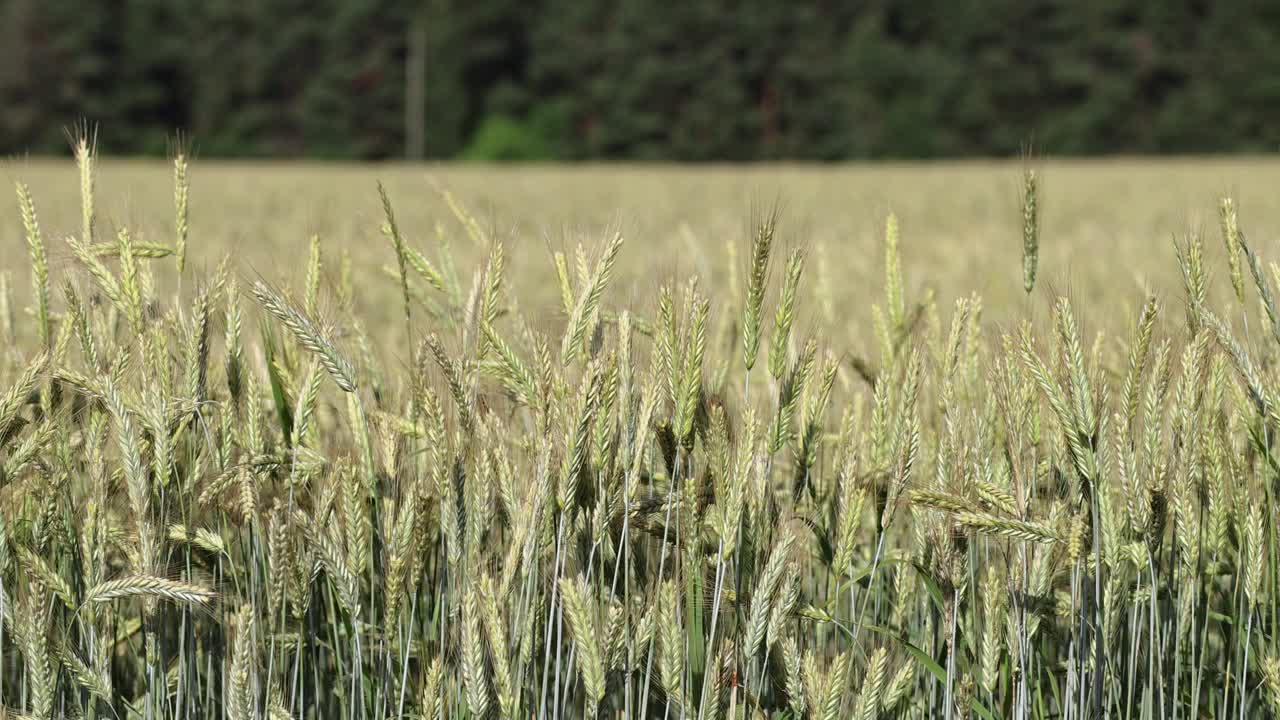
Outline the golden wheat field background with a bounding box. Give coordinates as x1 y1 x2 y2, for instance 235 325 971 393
6 158 1278 343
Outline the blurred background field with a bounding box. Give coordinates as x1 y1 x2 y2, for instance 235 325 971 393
5 157 1280 349
7 0 1279 355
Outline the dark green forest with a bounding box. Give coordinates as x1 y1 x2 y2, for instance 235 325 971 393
3 0 1280 160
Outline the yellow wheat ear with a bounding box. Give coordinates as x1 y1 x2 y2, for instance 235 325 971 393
1220 196 1244 301
71 123 97 246
174 148 190 274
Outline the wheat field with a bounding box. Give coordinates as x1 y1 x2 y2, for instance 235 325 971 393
0 147 1279 719
6 157 1280 341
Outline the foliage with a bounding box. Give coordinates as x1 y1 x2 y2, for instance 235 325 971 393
460 112 560 162
5 0 1280 159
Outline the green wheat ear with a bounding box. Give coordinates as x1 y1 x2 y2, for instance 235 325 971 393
884 212 904 330
769 248 805 380
377 181 413 332
743 208 775 372
16 182 50 349
1022 167 1039 294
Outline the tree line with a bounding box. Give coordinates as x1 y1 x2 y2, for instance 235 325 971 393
2 0 1278 161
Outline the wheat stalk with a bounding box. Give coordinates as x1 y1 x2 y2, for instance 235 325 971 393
252 280 356 392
